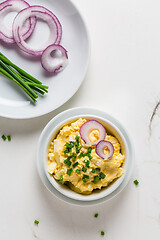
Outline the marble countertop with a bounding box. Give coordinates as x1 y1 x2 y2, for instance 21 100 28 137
0 0 160 239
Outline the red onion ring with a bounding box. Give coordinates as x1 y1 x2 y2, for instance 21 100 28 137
96 140 114 160
0 0 36 44
12 5 62 56
79 120 106 146
41 44 68 73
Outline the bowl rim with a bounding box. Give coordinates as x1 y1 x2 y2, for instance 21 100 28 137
37 107 134 205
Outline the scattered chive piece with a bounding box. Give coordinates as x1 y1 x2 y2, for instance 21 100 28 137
94 175 100 182
34 220 39 225
1 135 6 141
88 147 92 153
94 213 99 218
64 149 70 154
100 172 106 179
95 168 100 172
75 135 80 141
72 153 77 159
64 158 72 167
76 169 81 174
59 175 63 183
7 135 11 141
85 160 90 168
91 168 96 173
64 142 74 153
82 175 89 183
88 153 92 160
83 174 89 179
82 167 87 173
79 152 84 158
73 162 79 168
65 142 74 148
67 168 73 176
76 146 81 153
134 179 139 185
101 231 105 236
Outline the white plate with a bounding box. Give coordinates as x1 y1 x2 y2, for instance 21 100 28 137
0 0 90 119
37 107 134 205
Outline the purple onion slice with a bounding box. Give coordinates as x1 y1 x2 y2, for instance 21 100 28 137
41 44 68 73
79 120 106 146
12 5 62 56
0 0 36 44
96 140 114 160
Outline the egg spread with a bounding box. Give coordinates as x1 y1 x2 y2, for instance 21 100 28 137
47 118 125 195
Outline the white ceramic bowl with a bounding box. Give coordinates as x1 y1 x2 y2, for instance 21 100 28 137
37 107 134 205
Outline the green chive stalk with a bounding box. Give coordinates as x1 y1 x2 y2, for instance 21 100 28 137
20 75 48 93
0 52 41 84
0 52 49 102
0 60 38 99
0 66 37 103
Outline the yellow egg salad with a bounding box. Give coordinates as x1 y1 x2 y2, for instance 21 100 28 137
47 118 125 195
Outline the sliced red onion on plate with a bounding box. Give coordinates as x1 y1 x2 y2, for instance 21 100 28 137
0 0 36 44
79 120 106 146
12 5 62 56
41 44 68 73
96 140 114 160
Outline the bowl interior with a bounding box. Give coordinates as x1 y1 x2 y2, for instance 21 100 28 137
43 114 129 201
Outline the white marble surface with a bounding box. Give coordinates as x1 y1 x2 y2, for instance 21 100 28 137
0 0 160 239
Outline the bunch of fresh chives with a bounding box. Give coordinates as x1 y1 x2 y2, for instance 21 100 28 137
0 52 48 103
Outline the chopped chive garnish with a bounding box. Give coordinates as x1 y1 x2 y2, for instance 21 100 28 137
59 175 63 182
95 168 100 172
64 142 74 153
83 174 89 179
101 231 105 236
94 213 99 218
79 152 84 158
94 175 100 182
85 160 90 168
64 149 70 154
82 167 87 173
88 153 92 160
82 175 89 182
100 172 106 179
72 153 77 159
67 168 73 176
76 146 81 153
73 162 79 168
91 168 96 173
7 135 11 141
34 220 39 225
76 169 81 174
65 142 74 148
88 147 92 153
1 135 6 141
75 135 80 141
64 158 72 167
134 179 139 185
